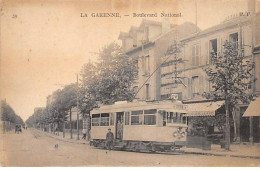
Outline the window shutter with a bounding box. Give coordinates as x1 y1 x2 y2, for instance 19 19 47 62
199 76 204 95
205 41 209 64
204 75 209 92
192 46 195 66
187 78 192 99
196 44 200 66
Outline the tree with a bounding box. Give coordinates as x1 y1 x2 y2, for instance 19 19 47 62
79 42 138 140
58 84 77 137
94 42 138 104
26 84 77 135
1 101 24 131
80 42 137 107
46 84 77 135
204 41 255 150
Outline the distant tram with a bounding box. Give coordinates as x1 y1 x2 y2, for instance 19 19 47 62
90 100 188 152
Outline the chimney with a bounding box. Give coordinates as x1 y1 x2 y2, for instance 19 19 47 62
162 18 171 33
248 0 255 15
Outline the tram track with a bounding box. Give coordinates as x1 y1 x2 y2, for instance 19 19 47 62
93 146 186 156
92 147 260 159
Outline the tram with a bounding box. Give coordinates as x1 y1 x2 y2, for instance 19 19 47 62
90 100 188 152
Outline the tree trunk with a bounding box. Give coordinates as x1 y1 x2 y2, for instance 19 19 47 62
70 108 72 139
63 114 65 138
231 107 237 142
86 114 91 141
225 93 230 150
52 122 54 134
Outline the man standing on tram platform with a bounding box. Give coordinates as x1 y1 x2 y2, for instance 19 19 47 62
106 128 114 150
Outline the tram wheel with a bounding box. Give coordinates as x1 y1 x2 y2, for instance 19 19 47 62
170 146 176 152
133 144 139 152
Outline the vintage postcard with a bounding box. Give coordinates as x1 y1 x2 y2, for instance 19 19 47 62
1 0 260 167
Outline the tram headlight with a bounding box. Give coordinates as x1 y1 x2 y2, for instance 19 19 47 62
173 132 178 137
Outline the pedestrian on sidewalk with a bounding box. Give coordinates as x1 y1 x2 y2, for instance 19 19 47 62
82 129 87 139
106 128 114 151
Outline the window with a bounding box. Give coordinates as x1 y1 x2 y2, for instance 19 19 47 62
171 93 182 100
125 112 130 125
110 113 114 126
192 44 200 66
191 76 199 98
161 94 171 100
143 55 150 75
131 110 143 125
92 114 100 126
144 109 156 125
162 111 167 126
146 84 150 100
167 112 177 123
209 39 217 63
167 112 186 124
229 33 238 49
100 113 109 126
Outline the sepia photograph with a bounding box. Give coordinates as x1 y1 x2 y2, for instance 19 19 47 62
0 0 260 167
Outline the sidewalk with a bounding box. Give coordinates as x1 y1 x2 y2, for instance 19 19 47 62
34 129 90 145
183 144 260 159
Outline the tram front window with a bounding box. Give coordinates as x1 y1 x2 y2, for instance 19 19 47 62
92 114 100 126
100 113 109 126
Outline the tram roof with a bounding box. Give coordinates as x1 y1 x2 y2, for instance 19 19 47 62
90 100 188 114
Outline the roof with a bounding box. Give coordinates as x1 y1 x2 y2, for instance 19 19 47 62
181 15 252 42
118 32 131 39
243 97 260 117
185 101 224 117
152 22 199 42
253 44 260 54
90 100 188 114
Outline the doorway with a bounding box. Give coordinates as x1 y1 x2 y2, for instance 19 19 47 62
253 117 260 143
240 107 250 142
116 112 124 140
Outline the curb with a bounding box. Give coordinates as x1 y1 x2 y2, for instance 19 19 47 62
184 151 260 159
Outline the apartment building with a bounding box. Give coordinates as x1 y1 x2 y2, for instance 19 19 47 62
119 1 259 143
160 11 260 143
119 19 198 101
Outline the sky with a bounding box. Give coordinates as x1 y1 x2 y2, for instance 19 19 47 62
1 0 256 121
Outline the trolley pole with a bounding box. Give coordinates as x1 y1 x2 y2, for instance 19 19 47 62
77 74 80 140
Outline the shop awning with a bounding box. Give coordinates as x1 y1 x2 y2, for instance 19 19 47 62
243 97 260 117
185 101 224 117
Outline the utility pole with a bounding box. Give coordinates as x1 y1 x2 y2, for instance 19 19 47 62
77 74 80 140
